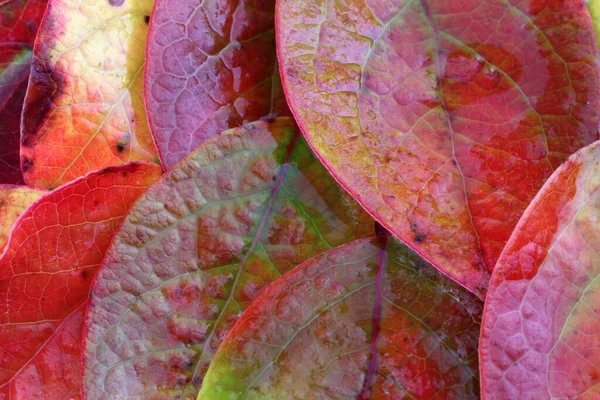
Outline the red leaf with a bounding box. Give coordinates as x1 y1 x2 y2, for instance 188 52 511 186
0 0 48 184
0 162 162 399
276 0 600 297
20 0 159 189
479 141 600 398
199 237 482 399
0 184 46 254
82 118 373 398
145 0 290 169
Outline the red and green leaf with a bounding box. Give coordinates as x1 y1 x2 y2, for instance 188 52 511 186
82 118 373 399
0 162 161 399
480 140 600 398
0 0 48 183
276 0 600 297
0 184 46 253
20 0 159 189
199 236 482 399
145 0 289 169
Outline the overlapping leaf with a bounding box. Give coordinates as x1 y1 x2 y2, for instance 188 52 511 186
480 141 600 398
145 0 289 169
276 0 600 297
0 184 46 253
82 118 373 399
0 0 48 183
21 0 159 189
589 0 600 46
199 236 482 399
0 162 161 399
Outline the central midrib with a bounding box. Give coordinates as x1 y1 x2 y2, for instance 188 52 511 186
191 128 301 386
418 0 487 273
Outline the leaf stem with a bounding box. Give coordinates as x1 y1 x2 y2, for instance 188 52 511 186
360 223 389 398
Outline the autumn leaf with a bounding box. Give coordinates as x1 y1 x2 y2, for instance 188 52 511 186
276 0 600 297
0 162 161 398
145 0 289 169
588 0 600 46
82 118 373 399
0 184 46 253
479 140 600 398
199 236 482 399
0 0 48 183
20 0 159 189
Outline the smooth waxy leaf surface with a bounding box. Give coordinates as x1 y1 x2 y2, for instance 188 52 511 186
480 141 600 398
82 118 373 399
145 0 289 169
21 0 159 189
276 0 600 297
199 236 482 399
0 184 46 253
0 162 161 399
0 0 48 183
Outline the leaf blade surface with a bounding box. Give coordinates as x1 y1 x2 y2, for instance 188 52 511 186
0 184 46 253
199 236 482 399
480 140 600 398
0 162 162 399
276 0 600 296
82 118 373 399
0 0 48 183
21 0 159 188
145 0 290 168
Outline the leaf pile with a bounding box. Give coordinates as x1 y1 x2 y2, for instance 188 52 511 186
0 0 600 399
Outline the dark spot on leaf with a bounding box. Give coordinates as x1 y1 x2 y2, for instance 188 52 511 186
287 67 299 79
81 271 88 278
193 375 202 386
452 159 457 166
122 171 128 178
22 157 33 173
272 175 277 181
21 58 65 146
409 220 425 243
144 15 150 24
108 0 124 6
116 143 126 153
94 200 99 206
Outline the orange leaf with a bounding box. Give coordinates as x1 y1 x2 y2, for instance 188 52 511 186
21 0 159 189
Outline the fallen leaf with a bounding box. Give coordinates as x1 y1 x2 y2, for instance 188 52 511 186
21 0 159 189
0 162 162 399
82 118 373 399
0 184 46 254
480 140 600 399
0 0 48 183
276 0 600 297
199 236 482 399
145 0 289 168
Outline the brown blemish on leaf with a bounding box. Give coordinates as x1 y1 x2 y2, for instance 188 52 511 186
21 157 33 173
21 58 64 147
